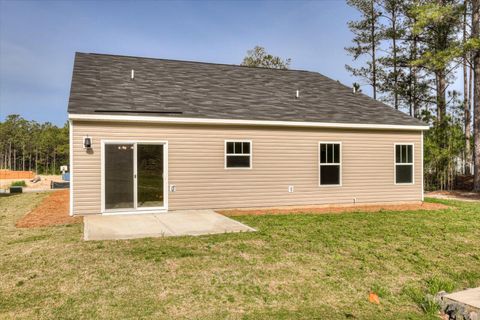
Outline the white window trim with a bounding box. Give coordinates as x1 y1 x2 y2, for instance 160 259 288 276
224 140 252 169
101 140 169 214
318 142 342 187
394 143 415 185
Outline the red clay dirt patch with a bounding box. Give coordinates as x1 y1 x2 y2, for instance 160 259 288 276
0 169 34 180
218 202 449 217
16 189 81 228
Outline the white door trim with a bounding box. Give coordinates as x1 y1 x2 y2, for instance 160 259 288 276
101 140 168 215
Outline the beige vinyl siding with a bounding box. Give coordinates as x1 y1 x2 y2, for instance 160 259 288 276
72 121 423 215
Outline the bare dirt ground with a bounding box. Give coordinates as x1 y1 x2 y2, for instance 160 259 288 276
0 170 34 179
15 189 81 228
0 175 64 191
426 190 480 202
218 202 449 217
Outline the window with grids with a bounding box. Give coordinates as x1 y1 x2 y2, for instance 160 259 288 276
225 141 251 168
319 143 341 185
395 144 414 184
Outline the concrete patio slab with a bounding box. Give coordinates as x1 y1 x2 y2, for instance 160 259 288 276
443 287 480 311
83 210 255 241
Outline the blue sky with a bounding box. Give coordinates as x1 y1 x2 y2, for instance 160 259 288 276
1 0 382 125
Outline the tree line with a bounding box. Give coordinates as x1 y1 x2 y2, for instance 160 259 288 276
345 0 480 190
0 114 69 175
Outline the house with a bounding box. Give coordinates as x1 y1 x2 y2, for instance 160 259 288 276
67 52 429 216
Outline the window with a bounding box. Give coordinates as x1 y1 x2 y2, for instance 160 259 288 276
395 144 414 184
225 141 252 168
319 143 341 186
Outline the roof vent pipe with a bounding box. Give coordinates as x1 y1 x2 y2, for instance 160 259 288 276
295 90 299 99
352 86 356 94
131 69 135 80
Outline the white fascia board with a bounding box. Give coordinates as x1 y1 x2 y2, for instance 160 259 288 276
68 113 430 131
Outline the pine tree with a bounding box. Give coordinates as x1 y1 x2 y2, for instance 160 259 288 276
463 0 472 174
410 0 464 121
345 0 383 99
397 3 435 118
0 115 69 174
472 0 480 190
377 0 405 109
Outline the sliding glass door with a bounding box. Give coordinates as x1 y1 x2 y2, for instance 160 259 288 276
104 142 166 213
137 144 164 208
105 144 134 210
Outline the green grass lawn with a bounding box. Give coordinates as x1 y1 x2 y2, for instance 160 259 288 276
1 193 479 319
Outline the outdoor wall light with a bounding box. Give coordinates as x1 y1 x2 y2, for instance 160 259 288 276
83 136 92 149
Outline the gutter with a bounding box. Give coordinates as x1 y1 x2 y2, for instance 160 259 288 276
68 113 430 131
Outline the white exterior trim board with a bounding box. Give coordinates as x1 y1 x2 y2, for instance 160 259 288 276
69 113 430 131
69 120 74 216
421 131 424 201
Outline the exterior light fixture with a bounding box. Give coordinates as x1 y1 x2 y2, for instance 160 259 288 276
83 136 92 149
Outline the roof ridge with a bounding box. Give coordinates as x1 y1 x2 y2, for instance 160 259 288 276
76 52 318 74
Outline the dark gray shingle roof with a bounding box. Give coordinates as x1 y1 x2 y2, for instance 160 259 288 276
67 52 426 127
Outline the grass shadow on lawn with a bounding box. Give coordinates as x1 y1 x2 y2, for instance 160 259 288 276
0 194 479 319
